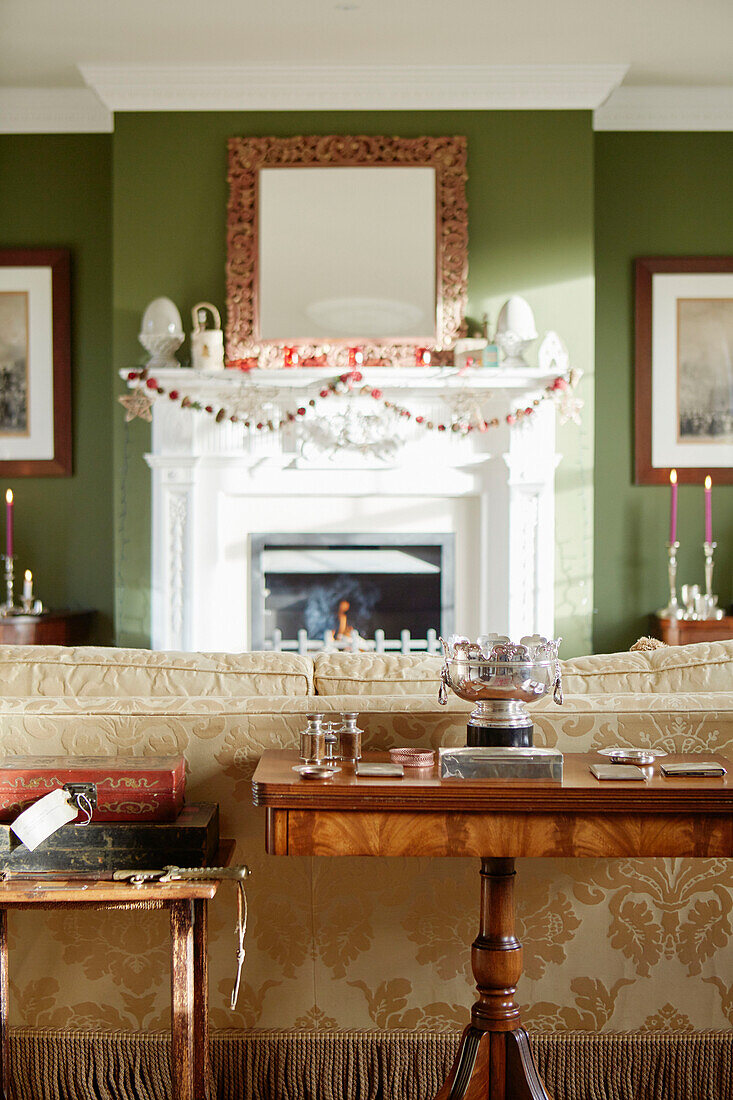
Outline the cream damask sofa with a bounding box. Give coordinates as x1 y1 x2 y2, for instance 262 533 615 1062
1 641 732 1100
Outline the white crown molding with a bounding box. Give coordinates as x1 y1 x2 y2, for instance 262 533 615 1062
594 86 733 131
79 62 629 112
0 88 112 133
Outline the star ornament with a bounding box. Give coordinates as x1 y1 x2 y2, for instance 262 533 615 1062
557 394 584 425
119 390 154 422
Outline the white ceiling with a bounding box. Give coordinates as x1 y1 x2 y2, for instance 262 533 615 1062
1 0 732 129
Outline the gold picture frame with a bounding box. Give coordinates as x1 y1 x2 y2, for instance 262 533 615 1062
226 134 468 367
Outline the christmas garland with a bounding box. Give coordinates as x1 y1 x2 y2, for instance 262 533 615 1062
119 367 580 434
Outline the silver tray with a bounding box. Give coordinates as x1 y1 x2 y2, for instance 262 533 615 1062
292 764 341 780
603 749 656 766
598 747 667 760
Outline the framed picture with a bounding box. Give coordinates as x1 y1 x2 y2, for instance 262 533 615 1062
0 248 71 477
635 256 733 484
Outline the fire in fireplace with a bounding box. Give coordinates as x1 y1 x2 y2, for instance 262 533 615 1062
250 533 454 651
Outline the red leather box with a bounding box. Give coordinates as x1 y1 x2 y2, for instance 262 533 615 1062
0 756 186 822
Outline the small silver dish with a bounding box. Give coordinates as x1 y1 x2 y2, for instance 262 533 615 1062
292 764 340 780
604 749 656 766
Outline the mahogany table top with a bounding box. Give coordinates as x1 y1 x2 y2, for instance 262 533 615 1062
252 751 733 814
253 753 733 858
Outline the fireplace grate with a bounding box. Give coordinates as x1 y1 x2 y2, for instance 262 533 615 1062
250 533 454 652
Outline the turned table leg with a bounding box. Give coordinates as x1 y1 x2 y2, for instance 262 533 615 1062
434 859 551 1100
0 910 8 1100
192 899 212 1100
170 900 196 1100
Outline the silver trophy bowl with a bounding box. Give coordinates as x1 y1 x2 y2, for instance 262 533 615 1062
438 634 563 746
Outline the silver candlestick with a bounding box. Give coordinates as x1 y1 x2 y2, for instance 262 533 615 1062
1 555 13 614
702 541 724 620
659 541 682 619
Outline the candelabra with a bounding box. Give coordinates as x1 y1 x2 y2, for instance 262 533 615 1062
658 542 682 619
0 555 45 616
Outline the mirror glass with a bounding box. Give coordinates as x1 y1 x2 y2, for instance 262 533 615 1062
226 134 467 364
258 166 436 342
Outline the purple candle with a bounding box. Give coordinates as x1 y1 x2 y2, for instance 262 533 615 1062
669 469 678 544
5 490 13 559
705 475 712 543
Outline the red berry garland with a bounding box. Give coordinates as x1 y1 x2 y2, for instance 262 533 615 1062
123 368 572 435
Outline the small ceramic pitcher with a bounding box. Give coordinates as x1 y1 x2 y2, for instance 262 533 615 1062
191 302 224 371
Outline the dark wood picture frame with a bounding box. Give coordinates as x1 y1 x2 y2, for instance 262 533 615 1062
0 248 71 477
635 255 733 485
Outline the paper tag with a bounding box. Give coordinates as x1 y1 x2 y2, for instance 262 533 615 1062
11 788 79 851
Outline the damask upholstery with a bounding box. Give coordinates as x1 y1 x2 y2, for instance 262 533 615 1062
0 645 314 697
0 642 732 1040
559 639 733 694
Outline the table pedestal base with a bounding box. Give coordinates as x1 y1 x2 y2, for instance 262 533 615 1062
434 858 550 1100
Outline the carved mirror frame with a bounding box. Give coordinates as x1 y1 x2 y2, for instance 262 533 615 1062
226 135 467 367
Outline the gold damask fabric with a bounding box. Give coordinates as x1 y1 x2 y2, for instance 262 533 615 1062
559 640 733 694
314 652 443 696
1 644 732 1036
0 646 314 698
315 641 733 697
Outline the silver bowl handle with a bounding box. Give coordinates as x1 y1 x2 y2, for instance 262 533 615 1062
553 662 564 706
438 667 449 706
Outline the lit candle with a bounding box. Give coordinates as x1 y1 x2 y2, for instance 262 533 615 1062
23 570 32 602
5 490 13 558
669 470 678 544
705 475 712 544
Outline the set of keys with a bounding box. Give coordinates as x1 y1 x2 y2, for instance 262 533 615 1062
113 864 251 1009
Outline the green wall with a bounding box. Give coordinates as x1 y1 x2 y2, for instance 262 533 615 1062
5 123 732 657
594 133 733 653
0 135 114 639
113 111 595 654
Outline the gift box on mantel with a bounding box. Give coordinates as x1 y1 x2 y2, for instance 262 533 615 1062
0 755 186 822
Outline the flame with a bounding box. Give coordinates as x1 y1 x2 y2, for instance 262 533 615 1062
705 475 712 490
5 490 12 504
24 570 31 582
669 469 677 485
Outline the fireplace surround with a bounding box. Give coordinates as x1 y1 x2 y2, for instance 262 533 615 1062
142 366 561 652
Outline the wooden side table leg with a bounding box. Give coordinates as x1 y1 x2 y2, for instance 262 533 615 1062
193 899 212 1100
433 859 551 1100
0 910 8 1100
170 900 196 1100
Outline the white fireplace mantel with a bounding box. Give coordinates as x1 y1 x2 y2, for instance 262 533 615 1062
126 367 565 652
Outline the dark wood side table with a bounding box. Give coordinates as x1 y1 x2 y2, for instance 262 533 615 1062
0 841 235 1100
0 609 95 646
652 613 733 646
253 750 733 1100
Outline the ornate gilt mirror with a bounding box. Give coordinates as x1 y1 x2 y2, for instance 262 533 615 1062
226 135 467 367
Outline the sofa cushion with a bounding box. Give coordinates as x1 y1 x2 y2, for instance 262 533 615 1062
314 652 442 695
314 642 733 698
0 646 314 698
561 640 733 694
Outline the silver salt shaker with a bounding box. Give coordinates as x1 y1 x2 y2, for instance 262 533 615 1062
339 712 362 763
323 720 340 761
300 713 326 764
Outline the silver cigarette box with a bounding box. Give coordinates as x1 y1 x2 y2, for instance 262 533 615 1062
439 747 563 781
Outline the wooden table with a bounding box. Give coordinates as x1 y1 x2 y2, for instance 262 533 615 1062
0 609 96 646
0 841 235 1100
652 613 733 646
252 751 733 1100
